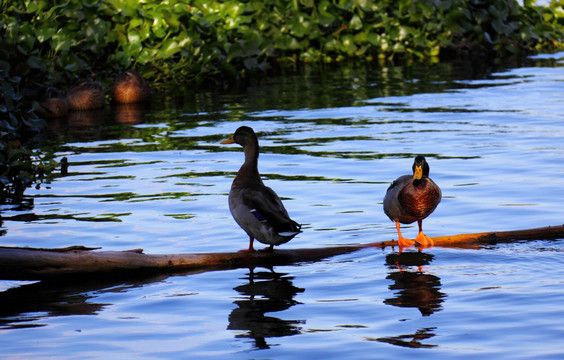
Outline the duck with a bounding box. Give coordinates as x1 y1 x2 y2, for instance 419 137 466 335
111 69 151 104
383 155 441 249
35 86 68 118
221 126 302 252
66 79 105 111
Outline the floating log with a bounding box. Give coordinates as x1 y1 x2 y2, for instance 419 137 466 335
380 224 564 248
1 224 563 281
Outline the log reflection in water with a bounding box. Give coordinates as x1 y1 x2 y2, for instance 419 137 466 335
0 272 192 330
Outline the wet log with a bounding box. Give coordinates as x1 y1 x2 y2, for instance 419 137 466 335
379 224 564 248
1 224 563 281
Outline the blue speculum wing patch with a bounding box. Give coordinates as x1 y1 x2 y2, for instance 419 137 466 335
250 209 267 223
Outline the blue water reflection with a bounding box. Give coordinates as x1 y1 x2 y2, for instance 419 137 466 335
2 53 564 359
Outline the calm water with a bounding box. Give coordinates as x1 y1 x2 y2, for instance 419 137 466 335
2 53 564 359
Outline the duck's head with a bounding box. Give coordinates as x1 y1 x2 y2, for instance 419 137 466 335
221 126 258 148
122 69 143 82
412 155 430 180
41 86 65 99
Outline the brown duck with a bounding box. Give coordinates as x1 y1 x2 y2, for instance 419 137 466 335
35 86 68 118
111 70 151 104
383 155 441 248
66 79 105 111
221 126 302 252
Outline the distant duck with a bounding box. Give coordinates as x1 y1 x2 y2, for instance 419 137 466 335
383 155 441 249
35 86 68 118
221 126 302 252
111 70 150 104
66 79 105 111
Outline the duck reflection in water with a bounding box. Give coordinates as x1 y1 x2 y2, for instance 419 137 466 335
65 108 106 141
112 102 150 125
228 267 305 349
371 327 438 349
384 251 445 316
370 252 446 349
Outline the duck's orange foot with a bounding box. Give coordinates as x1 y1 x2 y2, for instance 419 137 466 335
239 236 256 253
398 235 415 248
238 248 255 253
414 232 434 248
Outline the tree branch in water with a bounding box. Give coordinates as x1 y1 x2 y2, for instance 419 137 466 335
1 224 563 280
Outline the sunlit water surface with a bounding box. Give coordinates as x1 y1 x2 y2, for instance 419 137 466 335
2 53 564 359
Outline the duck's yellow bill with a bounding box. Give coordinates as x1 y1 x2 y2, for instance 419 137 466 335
413 165 423 180
221 137 235 144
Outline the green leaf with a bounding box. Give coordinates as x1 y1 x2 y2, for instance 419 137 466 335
275 35 301 50
289 12 310 38
129 18 144 30
154 28 167 38
350 14 363 31
128 30 142 43
26 56 43 69
123 41 143 56
36 27 57 42
25 1 39 12
366 32 380 45
160 39 181 58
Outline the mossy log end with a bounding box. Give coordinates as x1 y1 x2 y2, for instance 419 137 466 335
1 225 563 281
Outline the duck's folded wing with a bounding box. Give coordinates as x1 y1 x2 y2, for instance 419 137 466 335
240 187 290 222
240 187 301 233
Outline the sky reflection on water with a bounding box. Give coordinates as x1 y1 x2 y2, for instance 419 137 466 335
2 53 564 359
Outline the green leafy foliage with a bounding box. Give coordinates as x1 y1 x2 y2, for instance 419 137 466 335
1 0 563 85
0 72 53 202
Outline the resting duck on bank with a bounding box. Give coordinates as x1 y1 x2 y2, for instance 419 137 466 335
383 155 441 249
66 79 105 111
111 69 151 104
35 86 68 118
221 126 302 252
